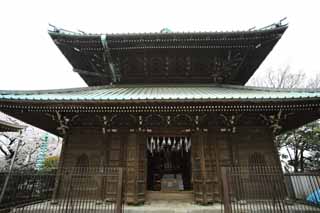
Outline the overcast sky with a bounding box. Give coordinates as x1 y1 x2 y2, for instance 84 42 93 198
0 0 319 90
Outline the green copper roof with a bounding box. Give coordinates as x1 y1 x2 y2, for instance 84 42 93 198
0 85 320 102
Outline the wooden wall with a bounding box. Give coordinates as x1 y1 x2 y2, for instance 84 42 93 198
58 125 280 205
59 128 146 204
192 126 280 204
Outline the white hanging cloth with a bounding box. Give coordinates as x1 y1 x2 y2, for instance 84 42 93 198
147 138 150 152
150 137 155 155
187 137 191 152
185 137 191 152
157 137 160 152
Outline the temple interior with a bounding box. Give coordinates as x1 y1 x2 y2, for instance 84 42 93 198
146 136 192 191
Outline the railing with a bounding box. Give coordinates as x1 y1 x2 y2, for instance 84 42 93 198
0 167 124 213
284 173 320 206
221 166 320 213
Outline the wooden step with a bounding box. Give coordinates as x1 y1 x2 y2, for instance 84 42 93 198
146 191 194 203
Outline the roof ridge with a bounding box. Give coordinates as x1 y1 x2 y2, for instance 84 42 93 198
219 84 320 93
48 25 288 37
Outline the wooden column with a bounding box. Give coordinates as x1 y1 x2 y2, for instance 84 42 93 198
125 133 146 204
52 133 69 201
192 132 212 204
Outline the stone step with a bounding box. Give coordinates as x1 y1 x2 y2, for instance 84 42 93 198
146 191 194 203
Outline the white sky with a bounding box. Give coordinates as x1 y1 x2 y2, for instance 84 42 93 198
0 0 319 90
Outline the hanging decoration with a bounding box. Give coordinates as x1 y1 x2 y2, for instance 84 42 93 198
147 136 191 154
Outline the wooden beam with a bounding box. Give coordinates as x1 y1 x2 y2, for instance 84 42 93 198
116 168 124 213
101 35 121 83
73 68 110 77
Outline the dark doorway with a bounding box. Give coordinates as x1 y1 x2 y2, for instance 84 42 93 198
146 136 192 191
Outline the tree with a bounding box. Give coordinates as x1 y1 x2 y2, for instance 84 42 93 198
42 156 59 170
276 122 320 172
248 65 306 88
307 73 320 89
0 112 62 169
248 66 320 172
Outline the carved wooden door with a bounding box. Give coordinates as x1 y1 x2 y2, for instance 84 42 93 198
192 132 219 204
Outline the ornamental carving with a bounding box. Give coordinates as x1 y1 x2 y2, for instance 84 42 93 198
45 111 76 135
259 111 293 135
110 114 137 128
219 113 243 133
171 114 194 127
143 114 166 128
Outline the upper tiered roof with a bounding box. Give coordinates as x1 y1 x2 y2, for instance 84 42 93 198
49 23 287 86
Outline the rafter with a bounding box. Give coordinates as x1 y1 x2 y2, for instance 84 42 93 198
73 68 110 78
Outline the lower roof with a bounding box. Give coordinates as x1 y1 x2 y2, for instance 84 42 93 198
0 84 320 103
0 119 24 132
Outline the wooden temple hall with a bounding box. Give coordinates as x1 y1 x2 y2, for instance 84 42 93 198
1 22 320 205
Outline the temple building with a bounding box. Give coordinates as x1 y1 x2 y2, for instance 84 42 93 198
0 119 23 133
0 118 23 165
0 22 320 205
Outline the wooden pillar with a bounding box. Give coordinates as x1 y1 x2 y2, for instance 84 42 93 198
52 133 69 201
116 168 124 213
125 133 146 204
191 132 211 204
221 167 231 213
200 133 209 204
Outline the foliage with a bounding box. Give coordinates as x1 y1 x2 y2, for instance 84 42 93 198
0 112 62 169
248 66 320 172
42 156 59 170
276 121 320 172
248 65 306 88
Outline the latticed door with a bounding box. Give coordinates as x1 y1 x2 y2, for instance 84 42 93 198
105 134 126 201
192 132 221 204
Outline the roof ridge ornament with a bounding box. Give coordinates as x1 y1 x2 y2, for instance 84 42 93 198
160 28 172 33
258 17 288 31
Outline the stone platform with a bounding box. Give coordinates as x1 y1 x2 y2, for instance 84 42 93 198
124 201 222 213
125 191 222 213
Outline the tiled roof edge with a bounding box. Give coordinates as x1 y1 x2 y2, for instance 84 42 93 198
48 24 288 38
1 84 320 95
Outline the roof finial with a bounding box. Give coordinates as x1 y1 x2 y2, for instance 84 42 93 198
160 28 172 33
